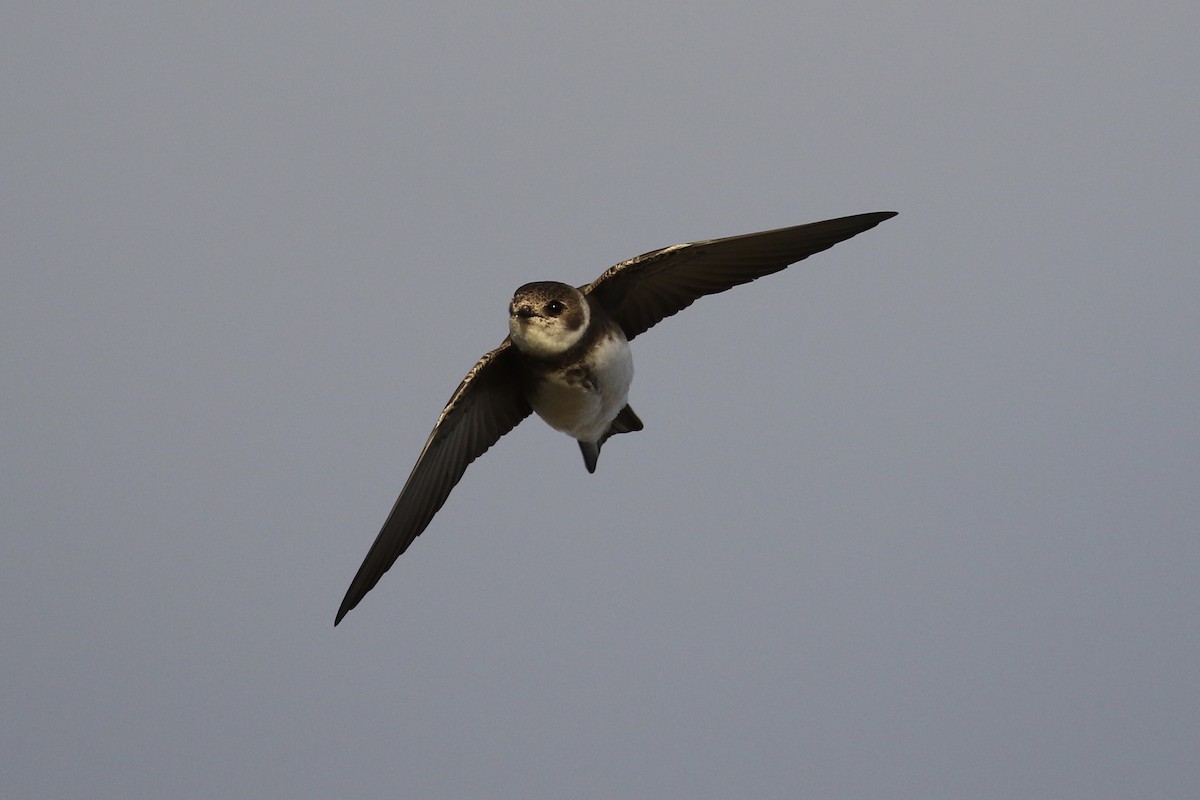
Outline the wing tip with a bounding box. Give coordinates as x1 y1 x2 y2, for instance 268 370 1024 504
334 598 353 627
854 210 899 226
829 210 898 239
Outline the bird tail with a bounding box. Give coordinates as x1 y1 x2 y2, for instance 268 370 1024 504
578 404 644 473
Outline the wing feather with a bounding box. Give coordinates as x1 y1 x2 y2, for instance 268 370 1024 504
584 212 897 340
335 341 531 625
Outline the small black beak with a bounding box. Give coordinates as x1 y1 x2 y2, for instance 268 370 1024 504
513 306 535 319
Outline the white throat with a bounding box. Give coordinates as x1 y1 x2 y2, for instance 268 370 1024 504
509 294 590 358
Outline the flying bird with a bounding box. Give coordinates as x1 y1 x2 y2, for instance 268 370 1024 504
336 211 897 624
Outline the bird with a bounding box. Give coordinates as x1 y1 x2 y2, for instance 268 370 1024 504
336 210 897 625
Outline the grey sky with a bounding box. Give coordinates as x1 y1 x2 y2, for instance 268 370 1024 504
4 2 1197 798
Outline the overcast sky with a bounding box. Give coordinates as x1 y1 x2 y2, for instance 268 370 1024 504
4 2 1198 798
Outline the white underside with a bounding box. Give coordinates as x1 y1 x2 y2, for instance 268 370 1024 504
530 332 634 443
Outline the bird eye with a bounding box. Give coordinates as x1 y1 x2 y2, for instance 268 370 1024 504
545 300 565 316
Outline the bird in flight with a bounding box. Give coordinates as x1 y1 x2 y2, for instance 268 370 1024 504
336 211 897 625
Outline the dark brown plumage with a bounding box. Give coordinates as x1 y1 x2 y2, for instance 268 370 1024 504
335 211 896 625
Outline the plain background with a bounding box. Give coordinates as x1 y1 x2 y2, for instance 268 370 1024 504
4 3 1197 798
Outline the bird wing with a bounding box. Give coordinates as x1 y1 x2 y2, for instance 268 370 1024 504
335 340 532 625
583 211 897 340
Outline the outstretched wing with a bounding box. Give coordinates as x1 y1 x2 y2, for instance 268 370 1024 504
583 212 897 340
335 341 532 625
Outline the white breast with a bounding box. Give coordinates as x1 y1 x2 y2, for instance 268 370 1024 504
529 331 634 443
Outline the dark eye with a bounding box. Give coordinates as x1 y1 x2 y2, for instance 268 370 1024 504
545 300 565 317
